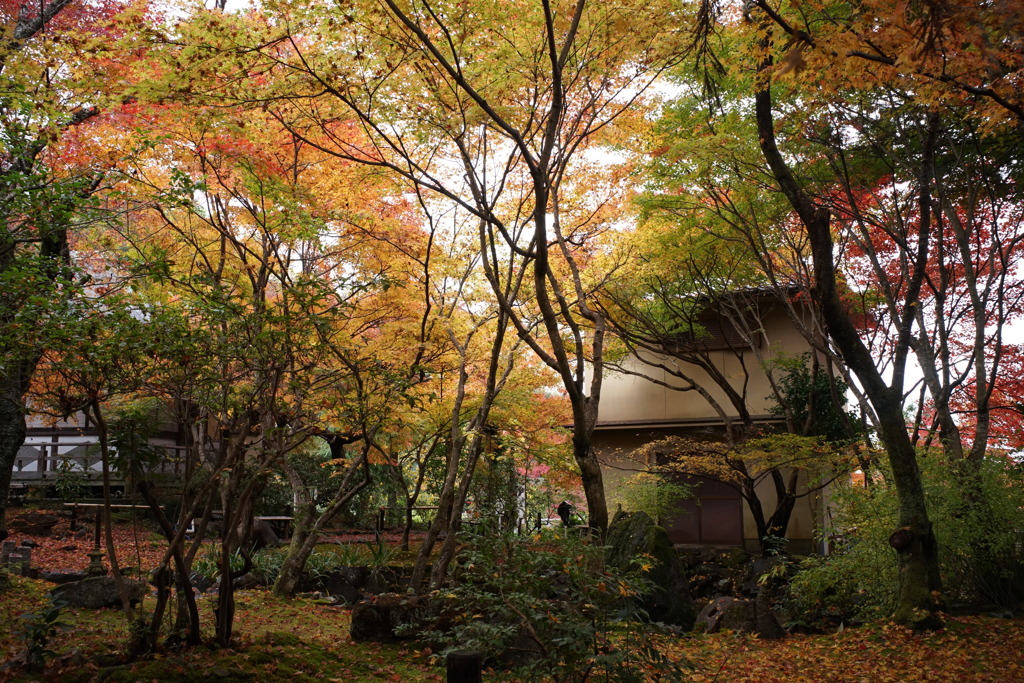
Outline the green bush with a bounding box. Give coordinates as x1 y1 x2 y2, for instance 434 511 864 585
52 457 90 502
613 472 690 525
16 603 66 672
191 547 246 583
192 546 358 586
925 456 1024 611
251 548 286 584
412 528 688 681
303 548 351 578
788 454 1024 627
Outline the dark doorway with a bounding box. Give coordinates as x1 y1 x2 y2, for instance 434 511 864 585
663 476 742 546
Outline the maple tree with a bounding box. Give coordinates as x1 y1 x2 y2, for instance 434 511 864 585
730 58 945 628
93 0 594 599
601 177 864 546
47 78 439 635
644 0 1024 627
728 0 1024 132
26 299 197 651
154 0 692 536
635 433 853 544
5 0 1024 663
0 0 135 541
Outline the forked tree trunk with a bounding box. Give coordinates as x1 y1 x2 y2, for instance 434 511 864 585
138 481 202 647
273 448 371 597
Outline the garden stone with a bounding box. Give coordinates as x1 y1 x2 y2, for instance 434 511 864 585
318 567 369 603
10 513 59 537
40 571 88 585
694 595 786 639
232 572 260 589
699 549 721 564
366 567 401 594
605 510 697 628
350 593 436 642
695 595 734 632
2 541 34 577
677 549 703 571
250 518 280 551
191 572 212 594
741 556 785 596
50 576 148 609
721 548 753 569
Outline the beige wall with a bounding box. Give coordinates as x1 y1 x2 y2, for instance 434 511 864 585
595 304 825 553
600 307 809 425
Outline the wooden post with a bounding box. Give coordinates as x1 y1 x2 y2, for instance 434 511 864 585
377 506 387 534
446 650 482 683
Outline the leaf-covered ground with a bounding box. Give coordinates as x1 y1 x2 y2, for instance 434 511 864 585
1 511 420 574
2 511 1023 681
3 575 1021 683
662 618 1024 682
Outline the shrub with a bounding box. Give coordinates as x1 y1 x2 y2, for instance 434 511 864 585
16 603 66 672
302 548 349 579
251 548 286 584
787 454 1024 627
192 546 359 586
925 456 1024 611
613 472 690 525
412 528 688 681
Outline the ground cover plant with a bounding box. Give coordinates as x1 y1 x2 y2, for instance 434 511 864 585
2 513 1023 682
786 455 1024 629
3 569 1023 681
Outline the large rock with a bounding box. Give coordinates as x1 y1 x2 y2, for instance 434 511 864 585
694 595 786 639
1 541 32 576
249 518 280 551
10 513 59 537
50 576 148 609
315 567 368 604
350 594 439 642
40 571 88 585
605 510 697 628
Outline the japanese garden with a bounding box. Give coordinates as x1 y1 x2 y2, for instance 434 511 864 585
2 0 1024 680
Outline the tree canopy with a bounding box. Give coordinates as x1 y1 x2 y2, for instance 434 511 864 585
2 0 1023 641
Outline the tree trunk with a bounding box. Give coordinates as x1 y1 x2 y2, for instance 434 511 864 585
573 433 607 535
764 469 799 541
273 528 313 597
0 372 29 541
428 435 486 589
272 449 370 597
751 35 942 628
138 481 201 646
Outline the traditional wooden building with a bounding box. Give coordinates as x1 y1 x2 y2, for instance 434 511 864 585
595 294 829 554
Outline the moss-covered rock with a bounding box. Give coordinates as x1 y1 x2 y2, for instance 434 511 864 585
605 510 697 628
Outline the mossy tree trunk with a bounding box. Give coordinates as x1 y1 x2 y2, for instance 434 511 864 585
752 37 942 628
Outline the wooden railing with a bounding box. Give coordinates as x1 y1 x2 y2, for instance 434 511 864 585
12 438 187 484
